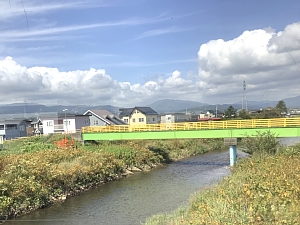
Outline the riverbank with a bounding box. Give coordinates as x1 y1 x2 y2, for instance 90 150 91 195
0 136 223 221
144 142 300 225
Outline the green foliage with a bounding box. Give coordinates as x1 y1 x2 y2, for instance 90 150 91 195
224 105 237 119
241 130 281 156
259 107 281 119
276 100 287 116
238 109 251 119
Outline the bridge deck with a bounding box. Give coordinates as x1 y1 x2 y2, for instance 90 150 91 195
81 118 300 140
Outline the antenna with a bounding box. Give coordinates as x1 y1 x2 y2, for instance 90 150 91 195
242 80 248 111
24 100 27 118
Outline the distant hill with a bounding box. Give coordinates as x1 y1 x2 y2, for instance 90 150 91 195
147 99 208 113
0 103 119 119
279 95 300 108
0 95 299 118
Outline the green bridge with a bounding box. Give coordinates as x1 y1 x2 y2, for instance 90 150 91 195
81 118 300 141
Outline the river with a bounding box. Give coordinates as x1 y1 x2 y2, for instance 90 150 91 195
6 149 234 225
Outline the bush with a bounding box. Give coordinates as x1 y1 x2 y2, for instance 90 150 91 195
241 130 281 156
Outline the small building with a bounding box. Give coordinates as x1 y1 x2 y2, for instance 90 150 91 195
83 110 126 126
29 118 43 135
41 113 90 135
199 111 216 119
0 118 32 140
160 113 189 123
119 107 158 125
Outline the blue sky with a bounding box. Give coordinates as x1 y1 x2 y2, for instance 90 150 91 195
0 0 300 107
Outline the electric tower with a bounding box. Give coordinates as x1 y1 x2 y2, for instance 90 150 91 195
242 80 247 111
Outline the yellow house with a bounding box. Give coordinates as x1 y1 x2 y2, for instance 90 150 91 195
119 107 158 125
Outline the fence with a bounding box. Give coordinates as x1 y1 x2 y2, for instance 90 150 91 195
81 118 300 133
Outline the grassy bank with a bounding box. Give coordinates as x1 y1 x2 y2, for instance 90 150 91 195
0 136 223 221
144 137 300 224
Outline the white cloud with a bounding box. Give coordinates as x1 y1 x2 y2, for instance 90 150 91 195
0 57 198 106
1 22 300 108
197 22 300 103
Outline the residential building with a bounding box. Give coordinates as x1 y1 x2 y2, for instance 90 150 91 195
119 107 158 125
199 111 216 119
0 118 32 140
160 113 189 123
83 110 126 126
29 118 43 135
41 113 90 135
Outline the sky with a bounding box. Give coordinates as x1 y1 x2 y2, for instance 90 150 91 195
0 0 300 107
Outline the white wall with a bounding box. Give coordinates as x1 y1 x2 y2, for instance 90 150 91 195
64 118 76 133
43 120 54 135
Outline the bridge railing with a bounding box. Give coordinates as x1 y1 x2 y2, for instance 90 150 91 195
81 118 300 133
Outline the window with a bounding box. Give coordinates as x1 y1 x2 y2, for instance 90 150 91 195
152 117 156 121
47 121 53 127
132 118 135 123
139 118 144 122
19 125 25 131
124 119 128 123
94 120 98 125
6 124 17 130
0 125 4 130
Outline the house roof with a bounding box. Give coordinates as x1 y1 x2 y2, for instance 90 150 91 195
119 107 158 117
119 108 134 117
135 107 158 115
88 110 113 118
84 109 126 125
0 118 31 124
83 110 112 125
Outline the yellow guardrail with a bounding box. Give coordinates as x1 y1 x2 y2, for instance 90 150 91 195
81 118 300 133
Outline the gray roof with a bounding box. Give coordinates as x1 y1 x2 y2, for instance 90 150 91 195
84 109 125 125
119 107 158 117
135 107 158 115
119 108 134 117
88 110 113 118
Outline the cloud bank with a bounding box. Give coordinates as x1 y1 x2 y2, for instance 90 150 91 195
1 22 300 107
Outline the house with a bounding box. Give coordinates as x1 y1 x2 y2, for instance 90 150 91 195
119 107 158 125
0 118 32 140
199 111 216 119
29 118 43 135
83 110 126 126
41 113 90 135
160 113 189 123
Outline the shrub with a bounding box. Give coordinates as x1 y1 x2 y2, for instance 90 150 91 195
241 130 281 156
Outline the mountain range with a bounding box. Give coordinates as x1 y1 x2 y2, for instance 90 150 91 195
0 95 300 119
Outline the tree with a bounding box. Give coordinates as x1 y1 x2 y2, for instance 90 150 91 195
224 106 237 119
275 100 287 116
238 109 251 119
261 107 280 118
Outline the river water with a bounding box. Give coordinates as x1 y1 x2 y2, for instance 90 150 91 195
6 149 233 225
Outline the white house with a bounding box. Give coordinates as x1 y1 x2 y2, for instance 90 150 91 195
41 113 90 135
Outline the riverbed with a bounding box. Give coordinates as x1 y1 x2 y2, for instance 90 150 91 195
7 149 232 225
